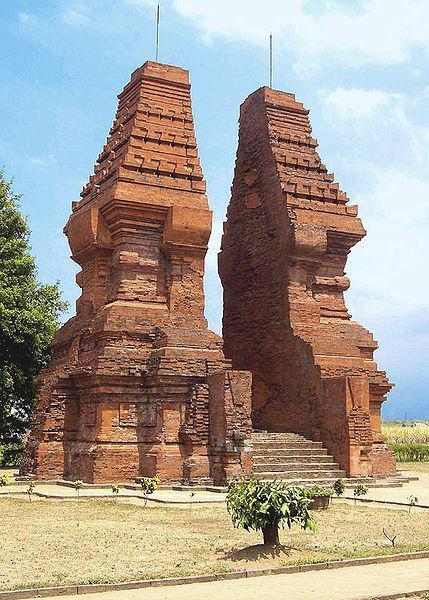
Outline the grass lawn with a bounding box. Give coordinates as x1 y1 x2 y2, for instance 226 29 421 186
1 498 429 592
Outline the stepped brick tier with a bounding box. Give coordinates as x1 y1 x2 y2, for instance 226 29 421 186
219 86 396 479
21 61 253 485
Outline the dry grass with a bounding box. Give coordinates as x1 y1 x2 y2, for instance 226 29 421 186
382 424 429 445
1 498 429 591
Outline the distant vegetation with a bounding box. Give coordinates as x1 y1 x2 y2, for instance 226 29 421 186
382 421 429 462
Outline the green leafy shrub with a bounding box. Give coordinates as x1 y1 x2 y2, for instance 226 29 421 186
139 476 160 496
307 485 334 497
0 442 24 467
226 478 315 546
0 473 11 486
408 495 418 513
74 480 83 501
353 484 368 506
27 480 36 501
333 479 346 497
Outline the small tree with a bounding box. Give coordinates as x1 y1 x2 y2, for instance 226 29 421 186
0 473 10 487
27 480 36 501
353 484 368 507
333 479 346 497
139 476 160 506
383 527 397 547
226 478 315 546
408 495 418 513
74 480 83 501
112 484 119 502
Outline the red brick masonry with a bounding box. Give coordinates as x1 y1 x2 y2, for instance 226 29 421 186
21 62 252 484
219 87 396 478
22 68 395 484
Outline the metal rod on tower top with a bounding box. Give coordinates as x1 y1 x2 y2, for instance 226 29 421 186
155 3 160 62
269 33 273 88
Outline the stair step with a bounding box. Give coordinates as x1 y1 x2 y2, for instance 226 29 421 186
253 463 341 473
259 476 343 485
253 448 329 457
253 454 333 463
252 432 308 438
252 441 324 449
256 470 346 479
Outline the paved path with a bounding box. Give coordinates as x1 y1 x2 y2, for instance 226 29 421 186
47 558 429 600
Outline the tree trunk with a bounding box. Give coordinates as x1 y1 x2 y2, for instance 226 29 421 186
262 523 280 546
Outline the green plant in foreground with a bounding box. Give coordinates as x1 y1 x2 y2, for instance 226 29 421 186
139 476 160 506
353 484 368 507
0 473 11 487
27 480 36 501
408 495 419 513
333 478 346 497
226 478 316 546
307 485 334 497
74 480 83 500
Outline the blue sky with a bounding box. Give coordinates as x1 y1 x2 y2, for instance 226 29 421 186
1 0 428 419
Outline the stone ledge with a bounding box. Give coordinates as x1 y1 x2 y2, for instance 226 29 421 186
1 551 429 600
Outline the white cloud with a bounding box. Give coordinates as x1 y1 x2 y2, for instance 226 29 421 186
319 86 429 320
347 169 429 319
62 5 90 27
152 0 429 73
322 88 405 120
321 87 429 164
29 155 55 166
18 12 33 23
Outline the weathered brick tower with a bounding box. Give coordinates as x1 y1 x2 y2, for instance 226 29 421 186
21 62 252 484
219 87 396 478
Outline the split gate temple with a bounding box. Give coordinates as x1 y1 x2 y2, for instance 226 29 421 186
22 61 396 484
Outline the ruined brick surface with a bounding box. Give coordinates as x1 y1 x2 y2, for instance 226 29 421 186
21 62 252 484
219 87 396 478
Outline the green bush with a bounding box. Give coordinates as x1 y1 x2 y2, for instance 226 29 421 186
333 479 346 497
307 485 334 497
139 476 160 496
0 442 24 467
226 478 315 546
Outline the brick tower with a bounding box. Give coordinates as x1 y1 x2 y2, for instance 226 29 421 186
21 62 252 484
219 87 396 478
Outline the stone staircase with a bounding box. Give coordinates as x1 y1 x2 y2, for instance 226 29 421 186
251 431 346 485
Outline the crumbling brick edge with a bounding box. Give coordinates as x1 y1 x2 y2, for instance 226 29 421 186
1 551 429 599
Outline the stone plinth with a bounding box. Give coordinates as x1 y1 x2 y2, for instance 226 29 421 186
21 62 252 484
219 87 395 478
